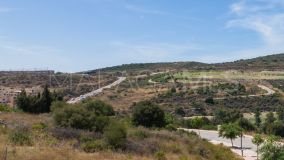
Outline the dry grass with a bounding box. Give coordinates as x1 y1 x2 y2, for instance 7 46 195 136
0 112 52 127
0 146 153 160
0 112 242 160
97 87 167 110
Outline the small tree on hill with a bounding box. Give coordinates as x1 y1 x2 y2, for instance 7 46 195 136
219 123 242 147
265 112 276 124
254 107 261 128
276 106 284 122
252 134 264 160
16 90 29 112
132 101 166 128
40 85 52 113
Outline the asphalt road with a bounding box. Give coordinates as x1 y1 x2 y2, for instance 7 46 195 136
181 128 258 160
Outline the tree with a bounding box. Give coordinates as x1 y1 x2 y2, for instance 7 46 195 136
16 86 56 113
175 107 185 117
40 85 52 113
237 118 255 131
132 101 166 128
276 106 284 122
252 134 264 160
265 112 276 124
213 108 242 124
263 112 276 134
219 123 242 147
205 97 214 105
254 107 262 128
16 90 30 112
260 136 284 160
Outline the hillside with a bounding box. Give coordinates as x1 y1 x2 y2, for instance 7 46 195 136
214 53 284 70
85 53 284 74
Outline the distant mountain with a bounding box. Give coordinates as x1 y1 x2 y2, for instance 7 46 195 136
85 53 284 74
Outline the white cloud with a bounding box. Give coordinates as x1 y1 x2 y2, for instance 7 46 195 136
230 0 245 15
226 0 284 56
0 7 12 13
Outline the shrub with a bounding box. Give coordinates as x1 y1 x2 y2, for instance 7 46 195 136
131 129 149 139
165 113 175 125
54 105 92 130
132 101 166 128
154 151 167 160
0 104 13 112
236 118 255 131
9 128 32 146
205 97 214 104
175 107 186 117
213 108 242 124
82 140 106 152
53 101 111 132
271 122 284 137
182 117 210 129
32 122 47 130
83 100 115 116
104 121 127 149
165 124 177 131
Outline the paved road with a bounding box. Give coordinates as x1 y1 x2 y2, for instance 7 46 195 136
180 128 257 160
67 77 126 104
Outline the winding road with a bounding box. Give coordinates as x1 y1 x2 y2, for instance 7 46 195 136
180 128 257 160
67 77 126 104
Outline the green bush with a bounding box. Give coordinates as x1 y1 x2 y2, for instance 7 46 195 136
131 129 149 139
0 104 13 112
9 128 32 146
82 140 106 152
154 151 167 160
83 100 115 116
236 118 255 131
165 124 177 131
104 121 127 149
182 117 210 129
32 122 47 130
53 100 113 132
132 101 166 128
213 108 242 124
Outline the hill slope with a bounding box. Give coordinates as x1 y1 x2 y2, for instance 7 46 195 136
85 53 284 74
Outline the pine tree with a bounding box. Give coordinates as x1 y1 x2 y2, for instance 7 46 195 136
16 90 29 112
40 85 52 113
254 107 261 128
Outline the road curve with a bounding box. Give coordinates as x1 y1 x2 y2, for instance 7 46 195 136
180 128 257 160
67 77 126 104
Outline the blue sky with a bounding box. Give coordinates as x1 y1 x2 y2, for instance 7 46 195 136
1 0 284 72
